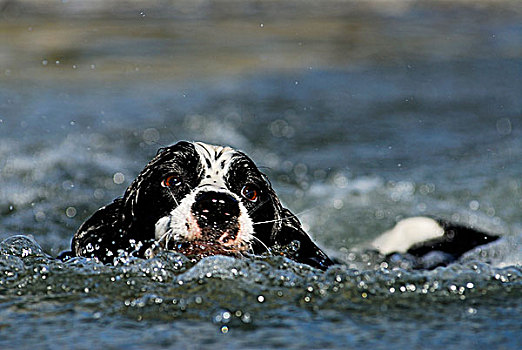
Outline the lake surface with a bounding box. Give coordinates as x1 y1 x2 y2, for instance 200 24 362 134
1 1 521 349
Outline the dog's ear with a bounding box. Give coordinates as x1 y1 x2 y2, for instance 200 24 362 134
71 198 149 262
274 208 334 270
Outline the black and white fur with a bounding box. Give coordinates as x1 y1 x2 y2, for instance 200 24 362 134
371 216 499 269
68 141 333 269
63 141 499 270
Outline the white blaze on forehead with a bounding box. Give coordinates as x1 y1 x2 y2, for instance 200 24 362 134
371 217 445 255
193 142 238 188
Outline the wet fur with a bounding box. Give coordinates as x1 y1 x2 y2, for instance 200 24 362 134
63 141 499 270
68 141 333 269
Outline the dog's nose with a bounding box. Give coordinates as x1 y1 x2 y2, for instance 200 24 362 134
192 191 240 227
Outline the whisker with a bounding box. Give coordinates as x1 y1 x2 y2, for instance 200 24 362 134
150 140 169 149
250 235 271 254
252 208 307 226
157 228 174 249
289 206 319 218
246 197 272 216
167 188 180 207
253 206 321 226
252 218 284 226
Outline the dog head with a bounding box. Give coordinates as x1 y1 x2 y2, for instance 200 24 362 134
72 141 333 269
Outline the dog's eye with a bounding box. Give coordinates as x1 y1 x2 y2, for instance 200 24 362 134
241 185 259 202
161 175 181 188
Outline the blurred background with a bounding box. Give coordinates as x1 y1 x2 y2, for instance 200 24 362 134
1 0 521 257
1 2 522 349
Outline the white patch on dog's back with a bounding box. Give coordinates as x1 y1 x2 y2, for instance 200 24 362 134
371 217 444 254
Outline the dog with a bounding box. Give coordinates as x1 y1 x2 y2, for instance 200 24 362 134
61 141 499 270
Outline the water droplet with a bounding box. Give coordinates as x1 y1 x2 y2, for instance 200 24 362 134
139 10 146 17
241 313 251 323
333 199 344 209
66 207 77 218
259 23 264 28
143 128 160 144
62 180 74 190
469 200 480 211
35 211 46 221
94 189 105 199
257 295 265 303
42 59 48 66
220 326 229 334
21 248 32 257
113 172 125 184
496 118 512 136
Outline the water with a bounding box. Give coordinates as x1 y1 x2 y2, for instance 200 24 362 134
1 1 521 348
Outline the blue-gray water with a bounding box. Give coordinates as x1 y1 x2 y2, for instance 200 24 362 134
1 1 521 349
